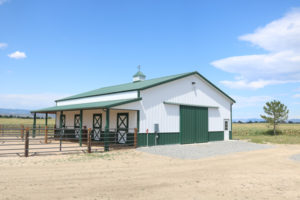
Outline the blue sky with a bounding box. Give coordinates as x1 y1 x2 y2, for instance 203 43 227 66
0 0 299 119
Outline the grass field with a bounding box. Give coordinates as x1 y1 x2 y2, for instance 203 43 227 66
233 123 300 144
0 118 55 126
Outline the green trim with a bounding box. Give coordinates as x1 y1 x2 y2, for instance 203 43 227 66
137 132 180 147
137 90 140 98
32 98 142 113
164 101 218 108
209 131 224 141
179 107 182 144
55 71 235 103
137 110 140 132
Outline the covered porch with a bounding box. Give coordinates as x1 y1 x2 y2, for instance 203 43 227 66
31 99 141 151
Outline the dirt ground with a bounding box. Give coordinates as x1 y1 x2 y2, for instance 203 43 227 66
1 144 300 200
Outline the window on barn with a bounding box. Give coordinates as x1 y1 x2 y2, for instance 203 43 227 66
224 121 228 131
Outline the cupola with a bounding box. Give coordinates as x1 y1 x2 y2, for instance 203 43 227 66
133 65 146 82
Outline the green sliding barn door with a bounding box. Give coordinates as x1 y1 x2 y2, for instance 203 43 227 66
180 105 208 144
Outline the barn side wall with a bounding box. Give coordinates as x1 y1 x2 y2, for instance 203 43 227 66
114 74 232 135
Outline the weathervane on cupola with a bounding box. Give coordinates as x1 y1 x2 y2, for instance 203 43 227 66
133 65 146 82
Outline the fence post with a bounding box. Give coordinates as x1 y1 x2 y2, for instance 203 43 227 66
59 127 62 152
21 125 24 141
45 126 48 144
25 128 29 157
87 128 91 153
134 128 138 148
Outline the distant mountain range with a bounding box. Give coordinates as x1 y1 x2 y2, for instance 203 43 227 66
233 118 300 123
0 108 32 116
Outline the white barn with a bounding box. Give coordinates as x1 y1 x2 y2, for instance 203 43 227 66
33 71 235 147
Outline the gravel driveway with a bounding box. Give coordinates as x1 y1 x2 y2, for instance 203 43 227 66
138 140 273 159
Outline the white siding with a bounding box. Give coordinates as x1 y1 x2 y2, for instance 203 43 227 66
114 74 232 133
57 91 138 106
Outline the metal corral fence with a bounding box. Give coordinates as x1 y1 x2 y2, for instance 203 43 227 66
0 124 138 157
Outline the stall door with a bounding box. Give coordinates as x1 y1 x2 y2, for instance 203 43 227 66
180 106 208 144
74 114 80 138
93 114 102 140
117 113 128 144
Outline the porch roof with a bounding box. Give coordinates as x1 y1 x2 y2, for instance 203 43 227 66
31 98 141 113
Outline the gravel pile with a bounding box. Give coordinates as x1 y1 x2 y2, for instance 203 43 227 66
138 140 272 160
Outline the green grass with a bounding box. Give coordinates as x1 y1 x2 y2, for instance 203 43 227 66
233 123 300 144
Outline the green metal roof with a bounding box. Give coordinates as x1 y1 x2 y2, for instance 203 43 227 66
56 71 235 103
32 98 142 113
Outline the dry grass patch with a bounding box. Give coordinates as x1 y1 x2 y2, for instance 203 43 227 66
233 123 300 144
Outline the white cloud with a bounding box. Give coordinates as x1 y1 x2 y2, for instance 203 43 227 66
293 94 300 98
8 51 27 59
0 43 7 49
0 94 69 110
232 95 273 109
0 0 9 5
211 9 300 89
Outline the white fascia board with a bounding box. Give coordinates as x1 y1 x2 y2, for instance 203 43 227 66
57 91 138 106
